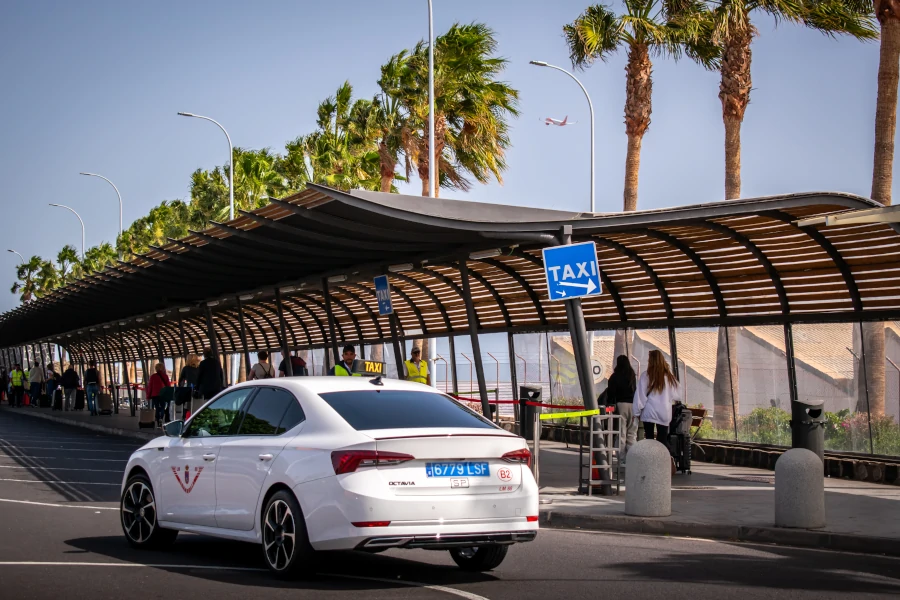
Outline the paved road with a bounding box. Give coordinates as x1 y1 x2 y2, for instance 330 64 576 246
1 410 899 599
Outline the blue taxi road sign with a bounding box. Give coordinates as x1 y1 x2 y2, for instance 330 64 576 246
374 275 393 315
542 242 602 301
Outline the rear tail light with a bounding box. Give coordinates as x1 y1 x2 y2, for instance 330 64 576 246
331 450 415 474
352 521 391 528
526 515 539 522
501 448 532 468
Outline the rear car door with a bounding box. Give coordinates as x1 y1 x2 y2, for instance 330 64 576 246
155 387 256 527
214 387 306 530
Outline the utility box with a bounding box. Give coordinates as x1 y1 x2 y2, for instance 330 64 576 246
790 398 825 462
519 385 542 439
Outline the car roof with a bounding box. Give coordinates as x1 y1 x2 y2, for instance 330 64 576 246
228 376 435 396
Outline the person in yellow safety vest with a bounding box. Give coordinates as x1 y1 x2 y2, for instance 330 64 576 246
329 344 361 376
10 363 26 408
404 347 431 386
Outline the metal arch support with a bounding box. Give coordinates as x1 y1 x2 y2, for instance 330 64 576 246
327 293 365 347
181 318 207 354
211 313 240 355
154 320 166 363
479 257 549 325
177 317 190 359
594 237 675 320
645 229 727 318
322 279 342 365
387 285 428 335
333 286 385 339
241 305 283 350
205 222 363 259
265 301 300 350
434 262 511 328
387 273 453 332
700 221 791 314
289 294 334 346
278 298 316 348
457 257 491 417
236 306 274 351
166 237 306 272
233 300 253 380
274 288 294 377
117 324 136 416
763 210 862 313
204 305 225 389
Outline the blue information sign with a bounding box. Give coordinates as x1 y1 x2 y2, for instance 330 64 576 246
541 241 603 301
374 275 393 315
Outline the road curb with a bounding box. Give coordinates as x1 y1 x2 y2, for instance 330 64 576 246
0 407 156 442
539 510 900 557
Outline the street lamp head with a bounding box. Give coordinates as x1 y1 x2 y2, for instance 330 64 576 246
79 172 96 177
177 112 196 118
529 60 549 67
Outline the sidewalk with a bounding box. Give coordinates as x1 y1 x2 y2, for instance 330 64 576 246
0 403 159 442
536 441 900 556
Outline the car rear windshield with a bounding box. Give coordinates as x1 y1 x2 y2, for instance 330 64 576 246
319 390 497 431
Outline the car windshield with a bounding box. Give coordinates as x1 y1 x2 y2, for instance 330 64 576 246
319 390 498 431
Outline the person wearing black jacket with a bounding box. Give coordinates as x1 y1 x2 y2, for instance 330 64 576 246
607 355 638 462
60 364 80 412
196 348 224 400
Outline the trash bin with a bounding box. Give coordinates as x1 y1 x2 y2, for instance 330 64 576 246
790 398 825 462
519 385 542 440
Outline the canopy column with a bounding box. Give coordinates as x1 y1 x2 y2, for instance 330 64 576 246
118 324 135 416
235 297 253 381
322 278 341 366
274 288 294 377
205 304 225 389
458 258 490 417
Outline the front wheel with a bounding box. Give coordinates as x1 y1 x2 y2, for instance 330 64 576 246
121 474 178 549
449 545 509 571
261 490 315 578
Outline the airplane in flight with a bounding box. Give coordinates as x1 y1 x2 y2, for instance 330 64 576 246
543 116 576 126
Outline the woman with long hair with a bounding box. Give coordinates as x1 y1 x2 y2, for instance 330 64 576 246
607 355 637 460
635 349 681 442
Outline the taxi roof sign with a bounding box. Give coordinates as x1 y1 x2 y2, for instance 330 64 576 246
352 359 386 377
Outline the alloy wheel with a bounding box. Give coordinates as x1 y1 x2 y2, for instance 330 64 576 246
264 499 296 571
121 481 156 544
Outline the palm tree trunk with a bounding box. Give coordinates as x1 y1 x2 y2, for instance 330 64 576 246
713 326 739 433
872 10 900 205
379 142 395 193
623 43 651 212
719 30 752 201
856 323 886 417
724 116 742 200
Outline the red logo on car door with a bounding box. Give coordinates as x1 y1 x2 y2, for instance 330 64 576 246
171 465 203 493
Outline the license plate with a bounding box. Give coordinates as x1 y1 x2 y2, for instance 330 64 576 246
425 462 489 477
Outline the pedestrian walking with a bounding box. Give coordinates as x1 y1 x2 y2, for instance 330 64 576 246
403 347 430 385
46 363 60 398
177 354 200 389
196 348 224 400
9 364 25 407
146 362 172 428
0 368 8 405
60 363 80 411
28 361 45 408
635 349 680 443
251 351 275 380
83 359 102 416
277 352 308 377
607 354 638 462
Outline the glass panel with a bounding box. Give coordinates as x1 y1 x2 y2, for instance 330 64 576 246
185 387 255 437
735 326 791 446
277 399 306 434
237 388 295 436
320 390 496 430
793 323 866 453
672 327 722 440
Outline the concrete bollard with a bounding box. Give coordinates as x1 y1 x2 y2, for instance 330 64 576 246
775 448 825 529
625 439 671 517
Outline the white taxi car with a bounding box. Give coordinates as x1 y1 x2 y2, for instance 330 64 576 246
120 376 538 577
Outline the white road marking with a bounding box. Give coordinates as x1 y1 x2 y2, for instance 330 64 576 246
0 446 132 453
0 561 264 571
0 456 126 462
0 478 118 486
321 573 490 599
0 465 122 473
0 498 118 510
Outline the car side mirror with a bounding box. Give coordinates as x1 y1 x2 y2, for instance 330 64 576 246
163 420 184 437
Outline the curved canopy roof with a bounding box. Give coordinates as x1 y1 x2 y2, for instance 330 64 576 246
1 185 898 362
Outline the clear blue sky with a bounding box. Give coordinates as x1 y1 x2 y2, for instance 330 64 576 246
0 0 884 313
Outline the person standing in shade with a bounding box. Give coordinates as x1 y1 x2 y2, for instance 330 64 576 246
196 348 224 400
46 363 60 399
146 362 172 428
10 364 26 408
278 352 308 377
178 354 200 390
28 361 45 408
404 347 430 385
250 351 275 380
635 349 680 443
607 355 637 462
60 363 80 411
0 368 8 405
328 345 359 376
83 359 102 416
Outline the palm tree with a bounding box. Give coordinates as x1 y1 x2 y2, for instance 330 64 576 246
82 243 118 275
381 23 521 197
11 256 45 302
565 1 720 212
232 148 287 210
56 245 81 284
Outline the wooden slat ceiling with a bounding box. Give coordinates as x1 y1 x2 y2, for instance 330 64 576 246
3 186 900 363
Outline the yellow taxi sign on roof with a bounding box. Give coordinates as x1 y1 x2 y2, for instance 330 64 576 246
352 359 385 377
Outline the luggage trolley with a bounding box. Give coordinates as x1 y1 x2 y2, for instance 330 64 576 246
667 402 693 474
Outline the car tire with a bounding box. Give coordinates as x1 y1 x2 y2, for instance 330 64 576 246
449 545 509 571
121 473 178 550
261 490 315 578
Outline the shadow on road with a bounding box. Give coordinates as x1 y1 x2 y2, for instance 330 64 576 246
65 534 499 591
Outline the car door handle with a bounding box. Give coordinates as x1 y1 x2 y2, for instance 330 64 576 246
202 453 216 461
258 453 274 461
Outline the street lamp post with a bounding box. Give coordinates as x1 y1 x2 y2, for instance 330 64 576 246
79 172 123 257
177 112 234 220
428 0 435 199
529 60 596 213
7 249 25 264
49 204 85 259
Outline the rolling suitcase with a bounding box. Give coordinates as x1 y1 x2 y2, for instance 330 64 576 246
138 405 156 429
39 393 51 408
74 389 85 411
52 389 63 411
97 392 113 415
